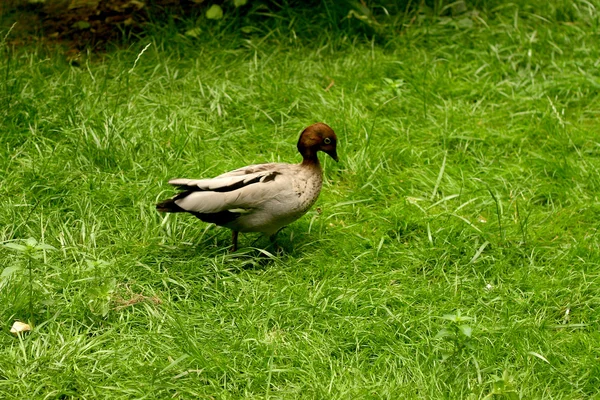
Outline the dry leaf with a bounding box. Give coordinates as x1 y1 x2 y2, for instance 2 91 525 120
69 0 99 10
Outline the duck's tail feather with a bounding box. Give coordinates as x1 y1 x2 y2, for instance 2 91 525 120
156 198 186 213
157 197 241 226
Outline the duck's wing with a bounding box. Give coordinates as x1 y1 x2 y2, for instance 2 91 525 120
164 164 286 215
213 163 281 178
169 170 279 194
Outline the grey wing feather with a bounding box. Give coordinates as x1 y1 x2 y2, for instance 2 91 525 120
169 170 278 192
214 163 281 178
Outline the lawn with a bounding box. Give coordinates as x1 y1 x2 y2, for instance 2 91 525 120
1 1 600 398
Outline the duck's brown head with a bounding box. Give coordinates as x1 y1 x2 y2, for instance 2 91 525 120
297 122 338 164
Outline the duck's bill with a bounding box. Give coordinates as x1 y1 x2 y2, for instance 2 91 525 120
326 150 339 162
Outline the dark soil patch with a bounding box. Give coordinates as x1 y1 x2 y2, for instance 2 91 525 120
1 0 204 53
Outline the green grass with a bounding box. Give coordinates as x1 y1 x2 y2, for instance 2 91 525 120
2 1 600 398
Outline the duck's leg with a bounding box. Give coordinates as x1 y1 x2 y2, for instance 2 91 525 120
269 233 283 254
231 231 239 252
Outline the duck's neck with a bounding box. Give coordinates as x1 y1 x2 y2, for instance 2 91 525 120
300 151 321 168
298 139 322 168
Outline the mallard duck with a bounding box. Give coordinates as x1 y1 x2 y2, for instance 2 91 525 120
156 123 338 251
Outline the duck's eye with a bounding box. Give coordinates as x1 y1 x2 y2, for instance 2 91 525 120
323 137 332 145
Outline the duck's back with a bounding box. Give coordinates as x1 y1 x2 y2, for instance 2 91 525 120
224 162 323 234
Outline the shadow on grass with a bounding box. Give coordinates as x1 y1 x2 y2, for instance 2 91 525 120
151 226 316 272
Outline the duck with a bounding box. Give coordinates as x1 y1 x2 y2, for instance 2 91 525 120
156 123 338 251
